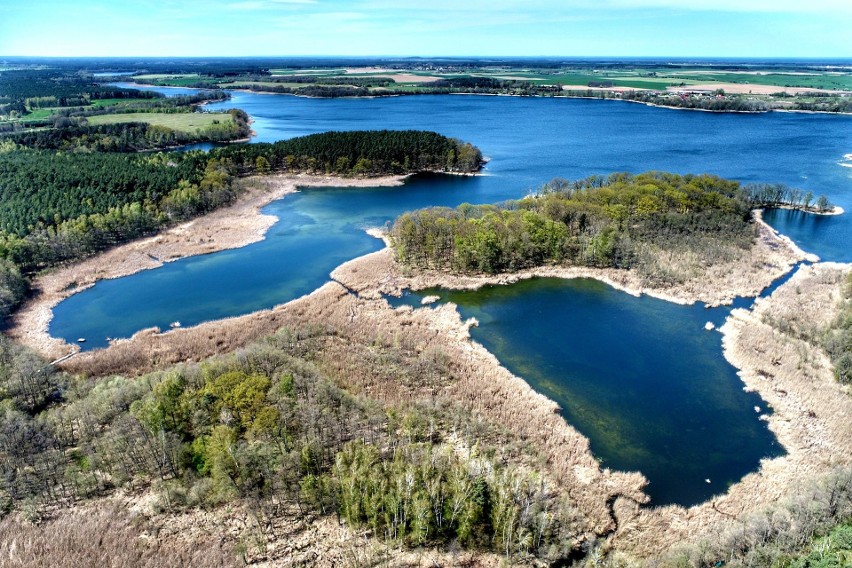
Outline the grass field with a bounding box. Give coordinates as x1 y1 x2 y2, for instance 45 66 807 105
86 112 233 133
196 65 852 94
222 81 308 88
89 98 157 108
269 68 345 76
95 63 852 95
20 108 57 121
133 74 200 80
663 71 852 90
132 74 208 87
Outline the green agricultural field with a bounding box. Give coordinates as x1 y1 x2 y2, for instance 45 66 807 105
664 71 852 90
88 98 158 108
86 112 234 133
132 74 208 87
222 81 309 88
133 73 201 80
20 108 57 121
269 68 345 75
463 69 698 89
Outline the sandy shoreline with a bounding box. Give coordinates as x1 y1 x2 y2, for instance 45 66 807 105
18 179 848 559
7 173 407 361
10 197 807 364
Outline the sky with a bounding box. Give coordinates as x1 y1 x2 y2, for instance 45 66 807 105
0 0 850 59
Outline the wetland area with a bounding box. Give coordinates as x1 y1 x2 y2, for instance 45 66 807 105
35 88 852 509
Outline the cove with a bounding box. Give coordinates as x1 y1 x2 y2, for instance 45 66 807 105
391 278 783 507
48 91 852 506
52 92 852 349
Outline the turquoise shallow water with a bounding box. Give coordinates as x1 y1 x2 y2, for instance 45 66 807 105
51 92 852 506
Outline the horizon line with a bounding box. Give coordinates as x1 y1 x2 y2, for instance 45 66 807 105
3 55 852 61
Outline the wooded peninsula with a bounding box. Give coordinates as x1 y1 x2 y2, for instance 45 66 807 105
0 59 850 568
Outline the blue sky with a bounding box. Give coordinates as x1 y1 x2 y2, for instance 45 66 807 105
1 0 850 58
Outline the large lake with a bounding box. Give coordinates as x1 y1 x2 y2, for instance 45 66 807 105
55 90 852 505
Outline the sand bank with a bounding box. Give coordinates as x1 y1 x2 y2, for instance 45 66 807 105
7 174 406 361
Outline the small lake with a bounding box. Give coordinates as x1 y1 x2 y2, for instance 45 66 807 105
390 279 783 506
50 92 852 506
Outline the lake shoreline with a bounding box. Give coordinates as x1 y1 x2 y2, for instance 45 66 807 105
329 249 852 558
10 193 808 363
221 85 852 115
333 209 808 308
7 173 407 361
33 187 848 557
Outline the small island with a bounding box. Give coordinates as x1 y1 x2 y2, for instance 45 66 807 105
1 57 850 568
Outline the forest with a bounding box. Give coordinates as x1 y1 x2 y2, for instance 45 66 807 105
0 67 248 152
2 60 850 566
5 109 250 152
0 131 481 317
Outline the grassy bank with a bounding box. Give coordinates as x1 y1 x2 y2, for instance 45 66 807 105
85 111 236 133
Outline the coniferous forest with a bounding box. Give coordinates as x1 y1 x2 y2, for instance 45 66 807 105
1 60 850 568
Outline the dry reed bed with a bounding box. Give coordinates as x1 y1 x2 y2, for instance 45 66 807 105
0 492 505 568
58 210 810 548
142 490 507 568
37 198 833 560
8 174 406 361
59 277 644 539
0 504 236 568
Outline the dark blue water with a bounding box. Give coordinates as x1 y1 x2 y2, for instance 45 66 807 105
54 93 852 348
50 94 852 505
211 92 852 260
390 278 782 506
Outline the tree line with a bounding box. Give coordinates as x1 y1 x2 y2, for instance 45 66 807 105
0 68 158 119
7 109 250 152
0 131 481 316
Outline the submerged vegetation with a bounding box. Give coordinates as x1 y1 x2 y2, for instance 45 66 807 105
1 58 851 566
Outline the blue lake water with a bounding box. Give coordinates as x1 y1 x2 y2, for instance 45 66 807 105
51 92 852 505
390 279 782 506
